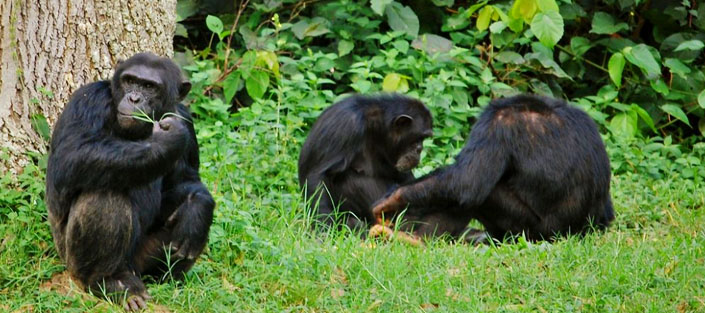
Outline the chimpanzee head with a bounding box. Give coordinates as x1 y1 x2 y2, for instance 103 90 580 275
110 52 191 138
383 96 433 172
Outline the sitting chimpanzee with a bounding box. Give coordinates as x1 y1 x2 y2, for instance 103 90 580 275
298 94 433 233
46 52 214 310
373 94 614 242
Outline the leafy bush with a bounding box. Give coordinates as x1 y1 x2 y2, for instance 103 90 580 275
174 0 705 176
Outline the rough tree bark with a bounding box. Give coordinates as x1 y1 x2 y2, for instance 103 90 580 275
0 0 177 175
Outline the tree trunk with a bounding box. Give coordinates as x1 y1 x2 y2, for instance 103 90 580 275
0 0 177 175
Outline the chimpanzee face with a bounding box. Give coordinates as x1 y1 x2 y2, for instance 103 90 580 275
110 53 191 138
390 113 433 172
115 65 164 132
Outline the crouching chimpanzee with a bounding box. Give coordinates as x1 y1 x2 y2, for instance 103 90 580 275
373 94 614 242
298 94 433 233
46 52 215 310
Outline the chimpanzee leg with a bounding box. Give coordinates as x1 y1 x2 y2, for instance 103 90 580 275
475 183 545 240
401 211 471 239
135 183 214 281
63 192 150 310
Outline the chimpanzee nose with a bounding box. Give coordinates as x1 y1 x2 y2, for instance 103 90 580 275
129 94 141 103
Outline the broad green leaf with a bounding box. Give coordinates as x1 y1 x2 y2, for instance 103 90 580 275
536 0 559 12
246 70 269 99
31 114 51 141
494 51 525 64
176 0 199 22
175 23 188 38
623 44 661 79
530 11 563 48
256 51 279 77
590 12 628 34
385 3 419 37
477 6 494 31
698 90 705 109
610 113 637 138
631 104 656 133
206 15 224 35
291 18 330 39
382 73 409 92
411 34 453 54
664 58 691 77
674 39 704 52
661 104 691 127
510 0 538 22
338 40 354 56
570 36 592 56
239 51 257 78
649 79 669 96
432 0 454 6
223 72 241 104
608 52 625 88
371 0 393 16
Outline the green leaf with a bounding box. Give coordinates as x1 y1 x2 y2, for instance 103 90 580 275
477 5 493 31
590 12 628 34
510 0 538 22
31 114 51 141
291 18 330 40
494 51 525 64
660 104 691 127
411 34 453 54
256 51 279 77
623 44 661 80
608 52 625 88
382 73 409 92
246 70 269 99
536 0 559 12
530 11 564 48
649 79 669 96
176 0 199 22
631 104 656 133
674 39 704 52
371 0 393 16
698 90 705 109
223 72 241 104
569 36 592 56
610 113 637 138
206 15 224 35
664 58 691 77
338 40 354 56
385 3 419 37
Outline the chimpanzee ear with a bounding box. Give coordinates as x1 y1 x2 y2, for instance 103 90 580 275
393 114 414 128
178 80 192 101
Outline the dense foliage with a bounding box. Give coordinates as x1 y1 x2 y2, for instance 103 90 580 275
174 0 705 178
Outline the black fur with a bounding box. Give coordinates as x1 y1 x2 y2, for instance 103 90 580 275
377 94 614 241
298 94 432 232
46 52 214 310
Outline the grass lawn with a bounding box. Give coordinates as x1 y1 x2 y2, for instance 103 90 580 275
1 116 704 313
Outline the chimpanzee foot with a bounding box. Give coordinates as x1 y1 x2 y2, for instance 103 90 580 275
368 224 423 246
462 228 491 245
124 291 152 311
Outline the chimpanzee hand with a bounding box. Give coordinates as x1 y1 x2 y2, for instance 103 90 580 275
165 193 209 261
152 116 188 154
371 188 406 225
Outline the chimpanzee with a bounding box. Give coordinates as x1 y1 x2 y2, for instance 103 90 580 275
373 94 614 242
46 52 215 310
298 94 433 233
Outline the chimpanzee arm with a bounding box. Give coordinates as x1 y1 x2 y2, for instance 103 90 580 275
374 121 510 220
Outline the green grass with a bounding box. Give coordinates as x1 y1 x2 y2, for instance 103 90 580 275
1 117 704 313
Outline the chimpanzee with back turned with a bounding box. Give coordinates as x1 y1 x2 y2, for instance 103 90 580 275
373 94 614 242
298 94 433 233
46 52 215 310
